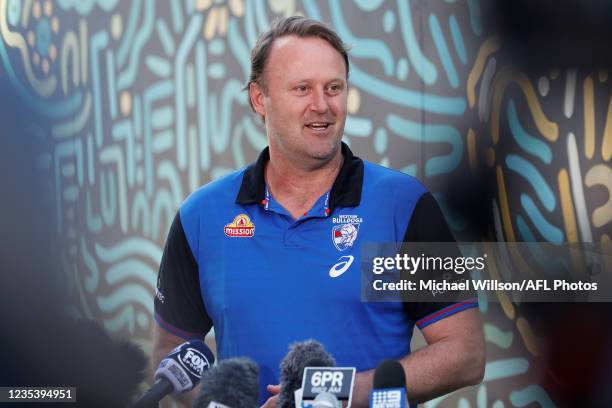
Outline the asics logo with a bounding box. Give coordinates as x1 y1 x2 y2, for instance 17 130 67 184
329 255 354 278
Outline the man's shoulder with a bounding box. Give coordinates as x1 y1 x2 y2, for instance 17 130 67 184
362 160 427 198
181 167 247 215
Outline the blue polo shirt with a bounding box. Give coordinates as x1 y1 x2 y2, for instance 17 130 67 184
154 143 477 402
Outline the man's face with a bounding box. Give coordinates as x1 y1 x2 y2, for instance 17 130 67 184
250 36 348 167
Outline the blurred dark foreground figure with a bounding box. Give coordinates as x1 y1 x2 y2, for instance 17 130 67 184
0 81 147 407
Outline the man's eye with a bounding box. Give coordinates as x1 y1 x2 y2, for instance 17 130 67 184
295 86 308 93
328 84 343 93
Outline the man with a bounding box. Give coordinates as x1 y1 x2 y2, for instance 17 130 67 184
153 16 485 407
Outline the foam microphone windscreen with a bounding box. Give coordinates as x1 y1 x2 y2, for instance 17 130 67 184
300 358 329 379
193 357 260 408
278 340 336 408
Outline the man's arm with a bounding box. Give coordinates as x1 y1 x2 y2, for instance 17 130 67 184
150 324 203 407
351 308 485 406
151 212 214 407
150 323 184 378
350 191 485 405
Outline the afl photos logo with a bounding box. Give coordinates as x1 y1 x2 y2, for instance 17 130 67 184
224 214 255 237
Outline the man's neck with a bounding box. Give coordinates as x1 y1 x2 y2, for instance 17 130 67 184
265 148 343 219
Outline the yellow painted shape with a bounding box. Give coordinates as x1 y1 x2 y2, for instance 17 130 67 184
467 37 500 108
120 91 132 116
497 166 516 241
347 87 361 114
110 13 122 40
490 67 558 145
195 0 212 11
268 0 295 17
517 317 542 356
41 57 49 75
204 7 218 40
558 169 579 242
32 0 40 19
21 0 32 27
559 169 585 278
229 0 245 17
43 0 52 17
48 43 56 62
585 164 612 228
584 76 595 159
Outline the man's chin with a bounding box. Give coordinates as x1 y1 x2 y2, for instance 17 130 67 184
306 141 342 162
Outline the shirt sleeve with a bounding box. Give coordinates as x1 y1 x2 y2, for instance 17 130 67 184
401 193 478 329
154 211 213 339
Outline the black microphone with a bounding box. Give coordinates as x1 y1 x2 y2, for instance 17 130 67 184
133 339 215 408
370 360 408 408
193 357 260 408
373 360 405 389
278 340 336 408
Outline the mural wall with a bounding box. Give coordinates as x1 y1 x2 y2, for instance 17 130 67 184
1 0 610 406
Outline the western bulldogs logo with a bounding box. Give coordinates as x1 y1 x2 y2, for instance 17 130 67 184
331 214 363 251
332 223 360 251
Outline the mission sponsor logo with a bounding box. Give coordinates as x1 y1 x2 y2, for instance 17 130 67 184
224 214 255 237
331 214 362 251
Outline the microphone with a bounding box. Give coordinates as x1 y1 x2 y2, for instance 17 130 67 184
301 358 330 379
296 358 333 408
278 340 336 408
312 392 340 408
300 363 356 406
369 360 408 408
193 357 260 408
133 339 215 408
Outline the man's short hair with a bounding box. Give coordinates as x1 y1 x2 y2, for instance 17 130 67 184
245 16 350 113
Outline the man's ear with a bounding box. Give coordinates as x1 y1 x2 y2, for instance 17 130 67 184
249 82 266 117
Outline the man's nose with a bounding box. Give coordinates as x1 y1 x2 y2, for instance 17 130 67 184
309 88 329 113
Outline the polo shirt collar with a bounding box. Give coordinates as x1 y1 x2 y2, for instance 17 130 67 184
235 142 363 211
